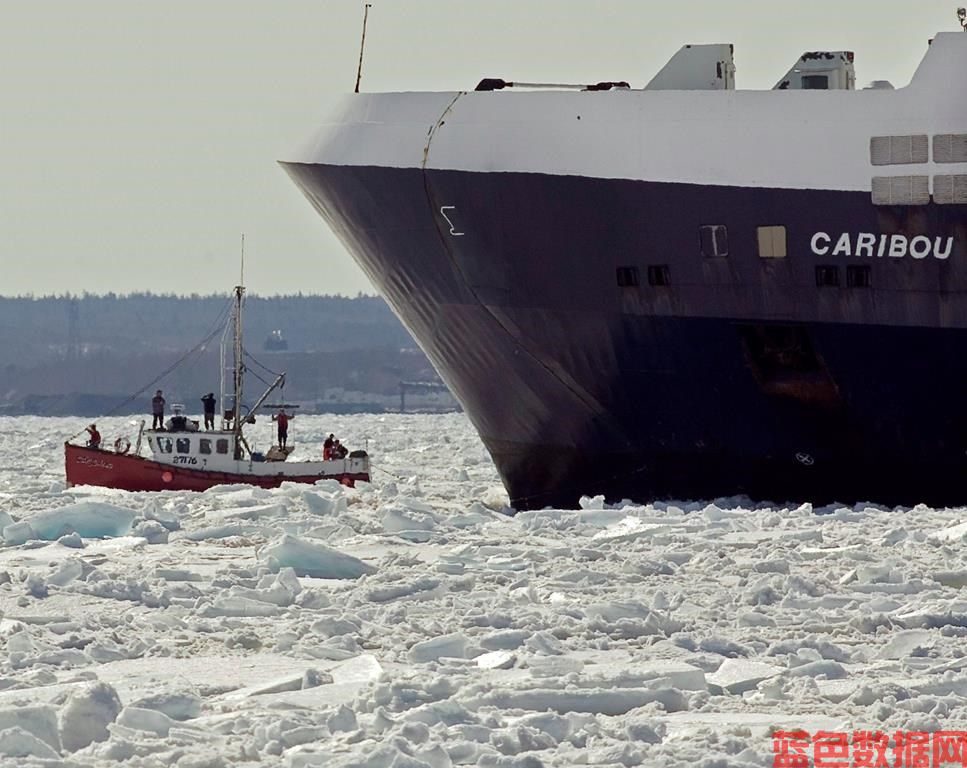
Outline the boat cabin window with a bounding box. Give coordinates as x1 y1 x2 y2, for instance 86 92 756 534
757 226 787 259
700 225 729 258
199 439 212 455
176 438 191 454
216 439 229 455
156 437 173 454
147 437 154 450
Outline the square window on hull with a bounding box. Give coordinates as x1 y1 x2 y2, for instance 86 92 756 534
847 265 872 288
216 439 229 455
757 226 787 259
616 266 639 287
815 266 840 287
647 265 671 286
700 225 729 258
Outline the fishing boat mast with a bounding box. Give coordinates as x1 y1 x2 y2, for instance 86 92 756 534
232 282 245 458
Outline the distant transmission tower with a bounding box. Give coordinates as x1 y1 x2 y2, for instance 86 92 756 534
66 297 80 361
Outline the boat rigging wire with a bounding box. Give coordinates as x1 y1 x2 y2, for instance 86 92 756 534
66 295 235 442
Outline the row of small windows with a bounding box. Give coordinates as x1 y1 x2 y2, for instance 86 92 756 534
150 436 230 455
618 263 873 289
871 175 967 206
700 224 789 260
616 265 671 288
815 265 872 288
871 134 967 166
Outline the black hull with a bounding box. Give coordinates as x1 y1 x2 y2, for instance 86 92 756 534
284 162 967 509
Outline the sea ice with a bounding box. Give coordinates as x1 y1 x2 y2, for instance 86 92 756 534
59 681 122 751
259 534 376 579
3 413 967 767
22 500 137 540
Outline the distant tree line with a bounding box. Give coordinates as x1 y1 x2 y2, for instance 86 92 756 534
0 294 448 414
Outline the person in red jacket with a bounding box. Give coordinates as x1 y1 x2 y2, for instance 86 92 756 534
272 408 291 448
323 433 335 460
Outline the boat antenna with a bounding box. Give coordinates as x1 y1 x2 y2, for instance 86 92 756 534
240 233 245 287
354 3 372 93
959 7 967 30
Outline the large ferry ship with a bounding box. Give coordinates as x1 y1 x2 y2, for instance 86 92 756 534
283 27 967 510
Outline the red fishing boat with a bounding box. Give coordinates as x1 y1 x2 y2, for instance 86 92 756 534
65 279 370 492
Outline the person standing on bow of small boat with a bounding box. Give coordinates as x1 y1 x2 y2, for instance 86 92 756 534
151 390 166 429
201 392 216 430
86 424 101 449
272 408 291 448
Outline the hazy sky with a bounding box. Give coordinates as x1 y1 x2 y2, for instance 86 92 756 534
0 1 959 297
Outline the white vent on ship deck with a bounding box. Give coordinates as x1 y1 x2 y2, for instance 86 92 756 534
870 136 929 166
644 44 735 91
934 175 967 205
934 134 967 163
871 176 930 206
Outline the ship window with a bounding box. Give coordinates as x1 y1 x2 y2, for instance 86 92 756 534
216 439 229 455
934 175 967 205
871 136 929 166
647 265 671 286
700 225 729 258
815 265 840 287
616 266 639 287
847 265 872 288
934 134 967 164
872 176 930 206
175 438 191 454
757 226 787 259
199 439 212 455
157 437 173 454
801 75 829 90
147 437 154 450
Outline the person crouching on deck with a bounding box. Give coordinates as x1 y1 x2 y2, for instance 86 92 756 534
272 408 291 449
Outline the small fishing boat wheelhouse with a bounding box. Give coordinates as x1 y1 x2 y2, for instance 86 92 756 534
65 281 370 492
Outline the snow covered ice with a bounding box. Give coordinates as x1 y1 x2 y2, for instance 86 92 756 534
3 414 967 766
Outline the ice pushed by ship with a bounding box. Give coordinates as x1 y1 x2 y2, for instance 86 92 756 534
283 31 967 510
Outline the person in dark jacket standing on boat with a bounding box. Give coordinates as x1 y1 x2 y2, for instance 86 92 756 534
272 408 291 448
152 390 166 429
201 392 216 431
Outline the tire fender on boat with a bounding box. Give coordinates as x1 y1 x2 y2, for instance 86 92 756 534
114 437 131 455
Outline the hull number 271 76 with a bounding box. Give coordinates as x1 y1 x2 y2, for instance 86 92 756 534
811 232 954 260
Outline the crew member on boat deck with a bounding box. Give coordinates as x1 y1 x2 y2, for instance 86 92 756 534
86 424 101 449
332 439 348 459
272 409 291 448
323 433 335 460
152 390 166 429
201 392 216 430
